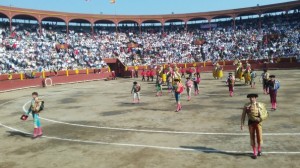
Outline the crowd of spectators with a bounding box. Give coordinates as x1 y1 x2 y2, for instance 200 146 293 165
0 11 299 74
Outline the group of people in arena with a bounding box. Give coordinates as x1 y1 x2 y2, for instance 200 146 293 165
129 60 280 159
0 11 300 75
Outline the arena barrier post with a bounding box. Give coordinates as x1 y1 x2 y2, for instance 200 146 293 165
277 58 281 63
42 71 46 78
204 62 206 67
290 57 293 63
66 70 69 76
8 74 12 80
86 68 89 75
20 73 23 80
223 60 226 66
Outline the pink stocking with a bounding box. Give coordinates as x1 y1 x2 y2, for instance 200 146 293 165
33 128 38 138
252 146 257 156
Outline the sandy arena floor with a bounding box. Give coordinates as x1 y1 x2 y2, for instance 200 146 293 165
0 70 300 168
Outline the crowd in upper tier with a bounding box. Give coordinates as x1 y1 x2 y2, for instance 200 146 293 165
0 11 300 74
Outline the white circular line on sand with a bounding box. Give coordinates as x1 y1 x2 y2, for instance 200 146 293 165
22 101 300 136
1 96 300 154
1 122 300 155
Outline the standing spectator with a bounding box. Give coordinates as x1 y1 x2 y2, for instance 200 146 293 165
131 81 141 104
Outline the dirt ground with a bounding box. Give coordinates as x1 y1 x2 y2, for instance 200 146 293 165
0 70 299 168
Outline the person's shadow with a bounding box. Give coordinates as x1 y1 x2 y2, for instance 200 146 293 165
180 146 251 157
6 131 31 138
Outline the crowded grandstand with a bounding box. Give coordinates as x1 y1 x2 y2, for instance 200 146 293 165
0 1 299 75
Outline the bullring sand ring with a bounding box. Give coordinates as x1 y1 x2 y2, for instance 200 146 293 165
0 70 300 168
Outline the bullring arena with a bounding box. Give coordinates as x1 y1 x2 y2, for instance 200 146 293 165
1 69 300 168
1 0 300 168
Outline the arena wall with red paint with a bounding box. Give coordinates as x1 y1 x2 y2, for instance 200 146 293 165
0 58 299 92
0 68 112 92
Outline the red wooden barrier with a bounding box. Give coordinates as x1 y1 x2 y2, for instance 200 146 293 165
0 60 299 92
0 68 112 92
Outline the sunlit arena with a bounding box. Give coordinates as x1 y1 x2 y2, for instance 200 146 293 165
0 0 300 168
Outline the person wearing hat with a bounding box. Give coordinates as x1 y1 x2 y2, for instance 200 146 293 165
134 66 139 78
166 72 173 93
185 77 193 101
131 81 141 103
235 60 243 80
243 65 251 85
226 72 235 97
192 73 200 95
241 94 264 159
173 78 184 112
261 69 270 94
24 92 44 139
196 66 201 78
213 63 223 79
150 69 155 82
146 70 150 82
155 76 163 97
141 69 146 81
250 69 257 88
188 67 193 78
245 60 251 71
180 67 185 78
267 75 280 110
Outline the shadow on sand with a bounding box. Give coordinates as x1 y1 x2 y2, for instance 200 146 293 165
180 146 251 157
6 131 31 138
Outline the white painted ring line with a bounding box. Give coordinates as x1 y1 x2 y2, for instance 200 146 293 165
22 101 300 136
1 123 300 155
1 95 300 154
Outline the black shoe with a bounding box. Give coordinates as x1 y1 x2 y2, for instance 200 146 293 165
31 136 38 140
258 151 262 156
251 155 257 159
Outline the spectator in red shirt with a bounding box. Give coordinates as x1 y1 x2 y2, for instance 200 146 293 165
146 70 150 82
112 71 116 80
180 67 185 78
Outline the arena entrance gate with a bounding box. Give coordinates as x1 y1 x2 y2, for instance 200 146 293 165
103 58 126 77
